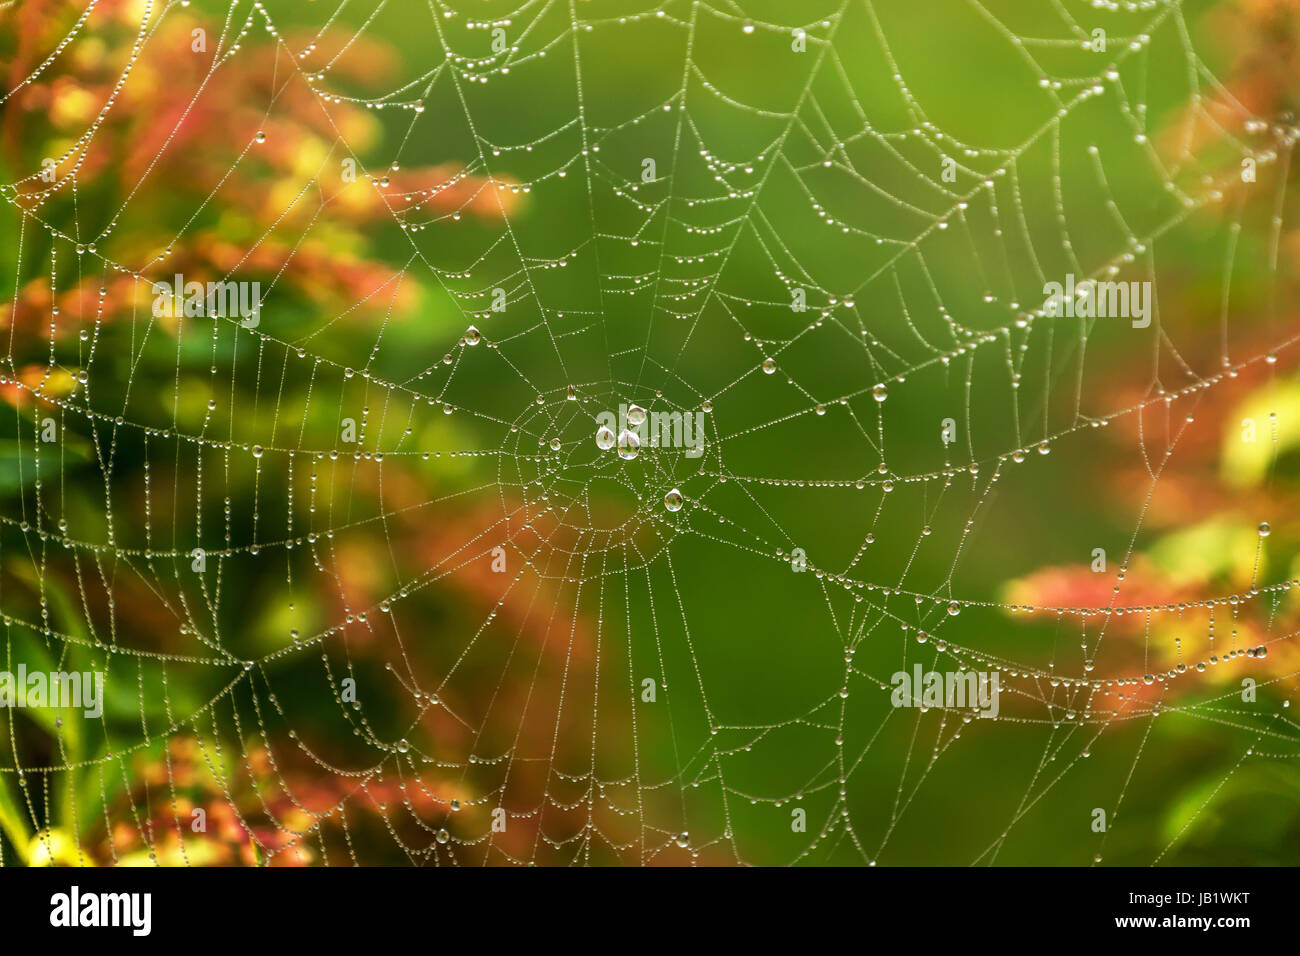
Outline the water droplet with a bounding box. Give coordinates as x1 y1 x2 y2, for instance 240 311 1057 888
464 325 481 345
762 358 777 374
617 430 640 460
664 488 683 512
627 404 646 427
872 383 888 402
947 601 960 616
255 130 266 143
595 425 615 450
436 828 449 844
397 739 409 753
251 445 264 458
1258 522 1271 537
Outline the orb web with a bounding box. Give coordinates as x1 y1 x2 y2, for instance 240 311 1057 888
0 0 1298 866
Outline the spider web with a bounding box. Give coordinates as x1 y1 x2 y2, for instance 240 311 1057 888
1 0 1298 867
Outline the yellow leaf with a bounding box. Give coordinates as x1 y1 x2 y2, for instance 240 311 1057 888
1222 381 1300 487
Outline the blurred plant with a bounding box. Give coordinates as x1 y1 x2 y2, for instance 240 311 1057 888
0 0 548 866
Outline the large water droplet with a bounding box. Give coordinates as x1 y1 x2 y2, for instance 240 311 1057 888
627 404 646 427
762 358 777 374
664 488 683 512
595 425 615 450
872 383 888 402
464 325 481 345
617 430 640 460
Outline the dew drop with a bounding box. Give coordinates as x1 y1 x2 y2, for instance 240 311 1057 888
617 430 640 460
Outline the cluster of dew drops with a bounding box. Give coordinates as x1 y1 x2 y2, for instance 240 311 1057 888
593 403 683 513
